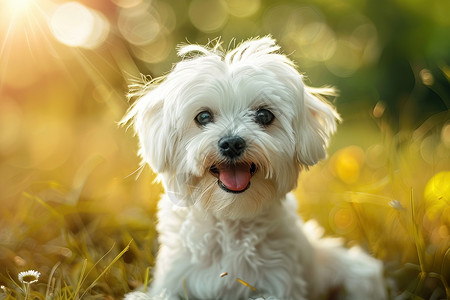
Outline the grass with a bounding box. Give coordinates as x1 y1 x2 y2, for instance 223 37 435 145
0 102 449 299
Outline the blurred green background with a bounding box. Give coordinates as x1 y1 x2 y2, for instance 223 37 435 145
0 0 449 299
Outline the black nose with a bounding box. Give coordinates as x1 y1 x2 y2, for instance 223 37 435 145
218 136 246 158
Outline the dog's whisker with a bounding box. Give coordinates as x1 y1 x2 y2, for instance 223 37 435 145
123 164 145 180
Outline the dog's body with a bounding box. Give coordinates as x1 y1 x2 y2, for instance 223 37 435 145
123 37 386 300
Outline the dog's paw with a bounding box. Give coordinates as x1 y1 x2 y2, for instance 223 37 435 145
124 291 151 300
123 291 172 300
343 247 387 300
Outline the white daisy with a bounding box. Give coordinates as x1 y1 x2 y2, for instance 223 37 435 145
18 270 40 284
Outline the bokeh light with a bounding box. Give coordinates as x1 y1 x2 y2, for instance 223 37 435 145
365 144 386 169
442 123 450 148
325 37 363 77
373 101 386 118
50 2 109 49
118 3 160 46
189 0 228 33
296 22 337 62
330 205 356 234
330 146 365 184
424 171 450 208
420 68 434 86
130 35 172 64
111 0 143 9
225 0 260 18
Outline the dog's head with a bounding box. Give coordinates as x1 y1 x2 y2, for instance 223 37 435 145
122 37 340 219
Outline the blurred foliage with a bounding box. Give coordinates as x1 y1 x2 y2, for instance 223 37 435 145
0 0 449 299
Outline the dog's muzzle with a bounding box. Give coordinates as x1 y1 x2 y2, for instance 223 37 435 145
210 135 257 193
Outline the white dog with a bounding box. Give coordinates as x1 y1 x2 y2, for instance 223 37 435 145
122 37 386 300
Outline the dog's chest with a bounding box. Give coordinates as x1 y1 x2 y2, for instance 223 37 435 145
175 212 303 297
181 217 269 266
154 198 308 299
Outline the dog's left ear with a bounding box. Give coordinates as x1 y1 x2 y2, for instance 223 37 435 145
294 87 340 166
120 84 174 173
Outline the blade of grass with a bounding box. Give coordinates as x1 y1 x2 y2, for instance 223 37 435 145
143 266 151 293
182 277 189 300
23 192 64 224
63 280 74 299
235 278 266 300
236 278 256 291
410 188 427 296
75 238 122 295
73 258 88 299
6 272 22 291
441 247 450 298
79 240 132 299
45 261 60 300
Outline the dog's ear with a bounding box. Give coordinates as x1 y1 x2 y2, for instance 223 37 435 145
121 87 174 173
294 87 340 166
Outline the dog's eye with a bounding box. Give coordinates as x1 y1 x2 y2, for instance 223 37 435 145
195 110 213 126
255 108 275 126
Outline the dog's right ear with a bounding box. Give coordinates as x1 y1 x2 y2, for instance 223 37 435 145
120 86 173 173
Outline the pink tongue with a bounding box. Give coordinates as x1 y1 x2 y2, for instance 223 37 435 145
218 164 251 192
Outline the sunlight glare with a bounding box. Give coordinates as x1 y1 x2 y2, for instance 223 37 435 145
50 2 109 49
6 0 33 13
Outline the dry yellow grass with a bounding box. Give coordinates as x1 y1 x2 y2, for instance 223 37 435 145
0 97 448 299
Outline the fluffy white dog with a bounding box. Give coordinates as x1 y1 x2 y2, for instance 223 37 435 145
122 37 386 300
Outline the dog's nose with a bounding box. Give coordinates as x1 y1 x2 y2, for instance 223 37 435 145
218 136 246 158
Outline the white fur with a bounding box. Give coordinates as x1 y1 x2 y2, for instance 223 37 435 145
122 37 386 300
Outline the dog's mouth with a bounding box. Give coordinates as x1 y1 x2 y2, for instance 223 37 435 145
209 162 257 194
